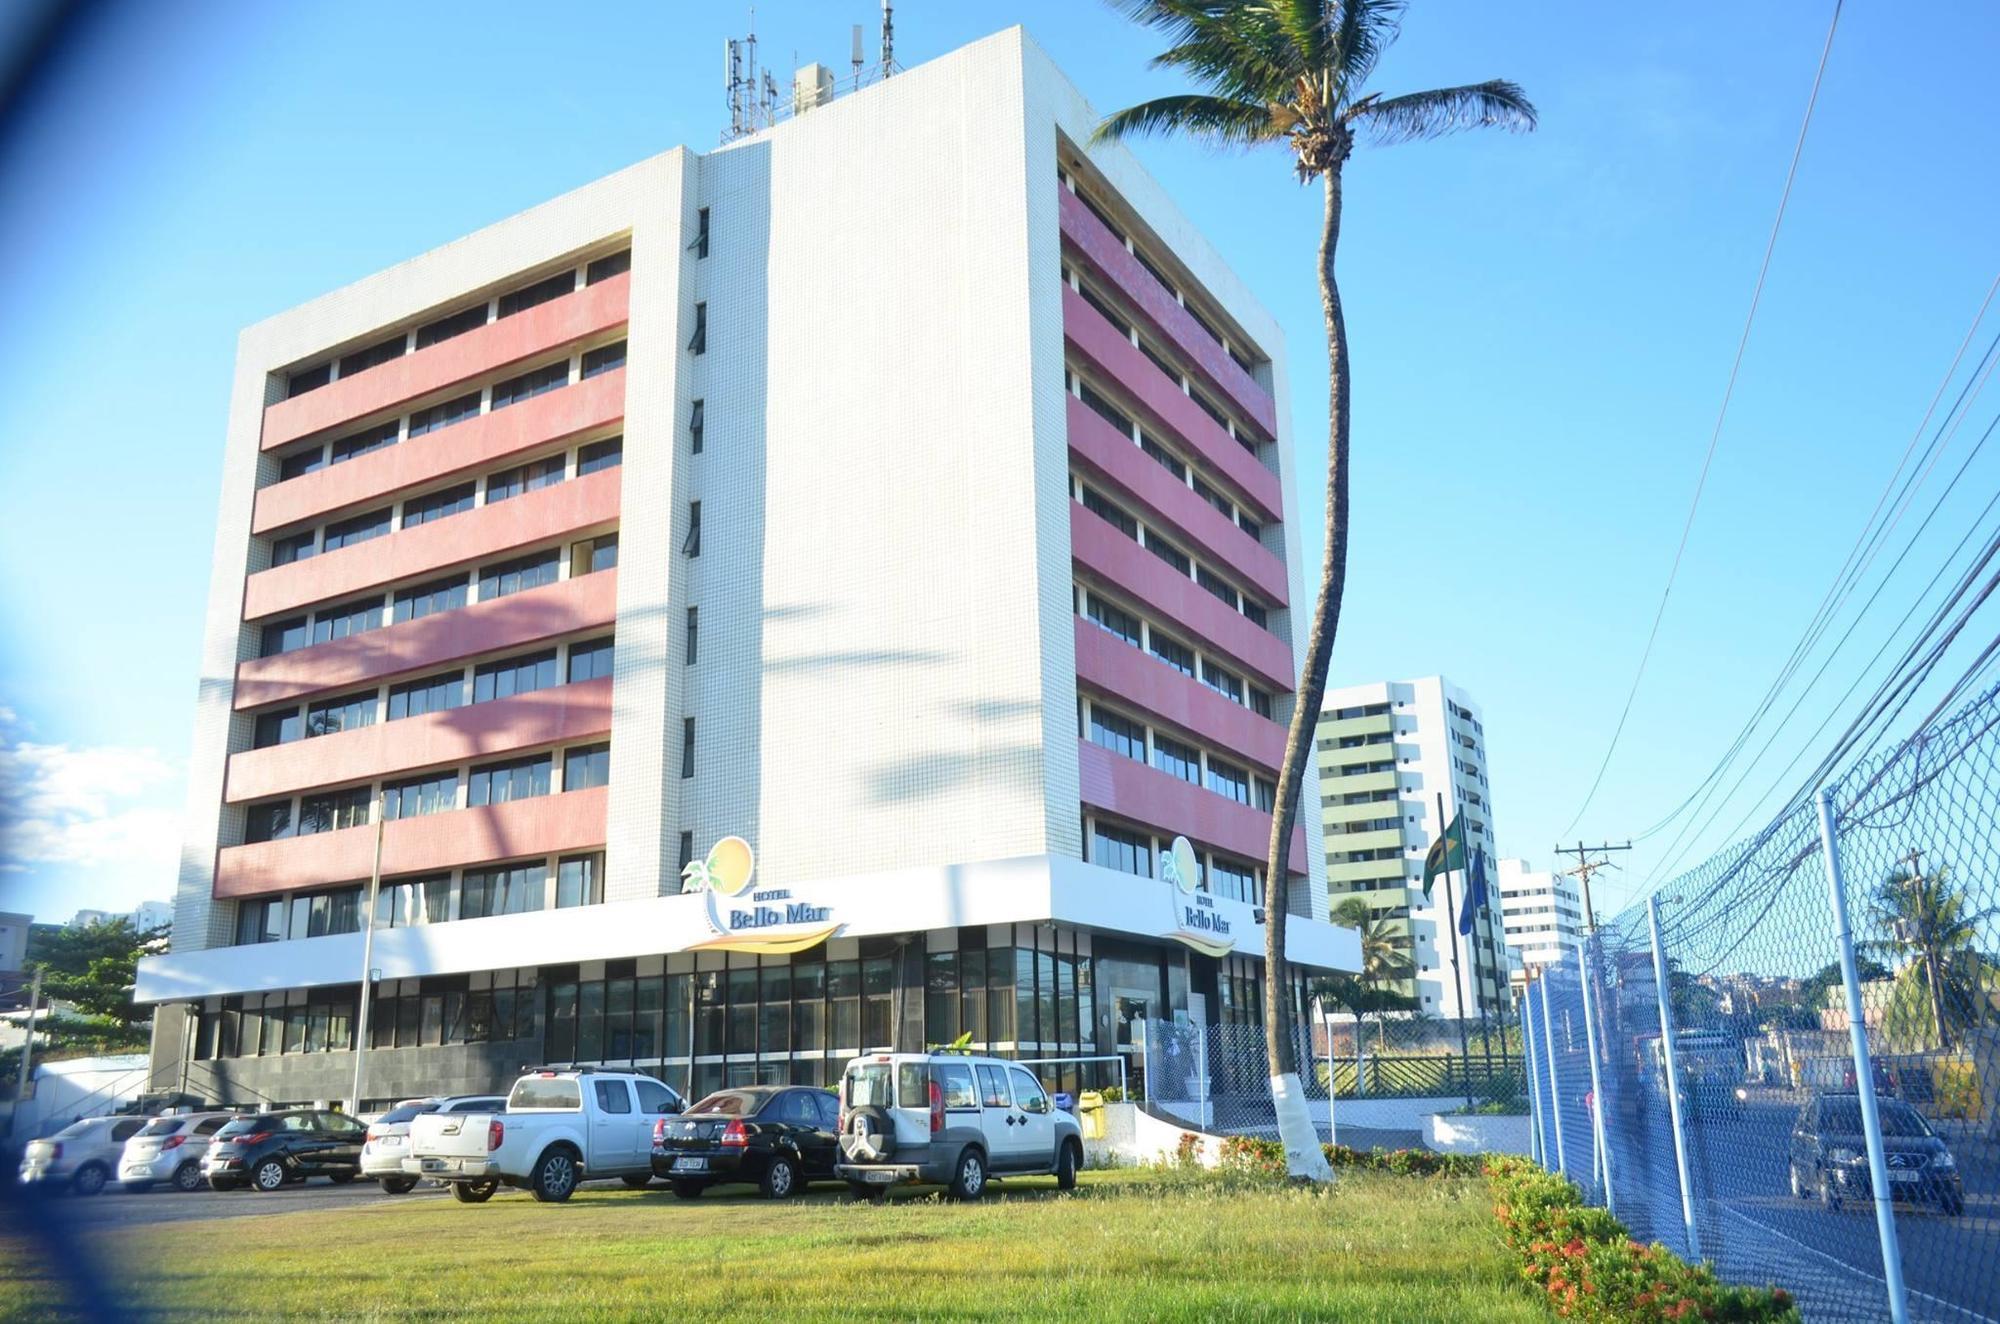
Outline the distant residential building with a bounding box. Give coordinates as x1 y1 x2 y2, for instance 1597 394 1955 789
65 903 171 933
1496 858 1582 989
0 912 30 978
1316 677 1510 1017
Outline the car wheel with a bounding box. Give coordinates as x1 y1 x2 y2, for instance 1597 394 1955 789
379 1176 418 1195
530 1148 579 1203
450 1180 499 1204
761 1155 799 1200
672 1179 706 1199
172 1162 204 1194
327 1169 358 1185
621 1174 654 1190
70 1163 108 1197
948 1148 987 1202
252 1159 288 1193
1055 1140 1080 1192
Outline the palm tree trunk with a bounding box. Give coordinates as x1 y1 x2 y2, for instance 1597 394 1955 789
1261 164 1351 1182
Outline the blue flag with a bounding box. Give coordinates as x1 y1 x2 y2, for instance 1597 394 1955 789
1458 846 1489 936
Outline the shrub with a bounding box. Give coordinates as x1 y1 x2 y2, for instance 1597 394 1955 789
1485 1155 1798 1322
1208 1136 1486 1180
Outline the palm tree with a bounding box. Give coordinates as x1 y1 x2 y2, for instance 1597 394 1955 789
1862 864 1998 1050
1097 0 1534 1178
1317 897 1417 1090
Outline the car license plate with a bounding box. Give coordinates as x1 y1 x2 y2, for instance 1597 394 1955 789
864 1170 897 1184
1888 1170 1921 1183
421 1159 446 1173
672 1157 707 1173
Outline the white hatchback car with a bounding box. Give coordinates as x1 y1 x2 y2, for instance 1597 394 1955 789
18 1116 148 1196
363 1095 506 1193
119 1112 237 1193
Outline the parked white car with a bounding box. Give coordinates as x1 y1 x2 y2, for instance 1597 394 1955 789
409 1067 682 1203
118 1112 237 1193
363 1095 506 1193
18 1116 148 1195
833 1053 1083 1201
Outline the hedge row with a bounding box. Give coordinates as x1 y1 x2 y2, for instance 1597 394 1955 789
1211 1133 1484 1178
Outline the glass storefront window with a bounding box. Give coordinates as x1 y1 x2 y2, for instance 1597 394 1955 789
605 978 634 1059
792 963 825 1050
759 967 790 1054
960 949 986 1046
577 981 605 1061
634 977 662 1060
925 952 958 1044
547 982 577 1060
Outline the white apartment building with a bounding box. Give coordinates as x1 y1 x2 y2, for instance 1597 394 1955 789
1497 858 1583 989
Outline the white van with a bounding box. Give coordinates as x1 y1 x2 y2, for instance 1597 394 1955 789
834 1053 1083 1201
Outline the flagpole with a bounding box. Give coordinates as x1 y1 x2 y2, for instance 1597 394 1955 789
1459 810 1496 1084
1436 793 1475 1111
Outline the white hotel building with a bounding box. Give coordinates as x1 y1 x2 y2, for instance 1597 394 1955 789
136 30 1357 1108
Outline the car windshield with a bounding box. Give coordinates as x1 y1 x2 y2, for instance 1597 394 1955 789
509 1076 583 1111
845 1063 894 1109
137 1117 186 1137
1822 1101 1932 1137
376 1101 438 1125
688 1090 770 1117
216 1115 278 1137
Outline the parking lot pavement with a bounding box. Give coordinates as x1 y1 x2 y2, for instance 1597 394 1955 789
44 1179 451 1230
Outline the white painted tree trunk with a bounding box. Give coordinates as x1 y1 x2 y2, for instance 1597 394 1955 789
1271 1071 1334 1182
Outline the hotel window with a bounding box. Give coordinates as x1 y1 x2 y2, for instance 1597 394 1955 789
473 649 559 703
392 574 468 624
1238 512 1263 542
1076 379 1132 438
407 392 481 437
1195 563 1235 606
682 502 701 557
460 862 547 918
1241 598 1268 630
1206 758 1251 806
477 549 560 601
1080 487 1136 540
1084 594 1140 648
1077 282 1131 340
235 897 286 946
1210 859 1260 905
586 249 631 283
252 707 303 749
290 887 363 940
1148 630 1194 678
1151 733 1200 784
694 207 710 258
1086 707 1144 761
278 447 325 482
311 597 384 646
330 421 399 466
571 532 618 576
338 334 405 380
388 671 464 720
258 616 309 658
556 854 604 908
382 771 457 820
286 362 330 398
486 455 565 503
1192 388 1232 434
322 508 392 552
1140 433 1186 481
272 531 317 567
1137 336 1179 384
1201 659 1244 704
1254 777 1275 812
563 743 610 792
1146 533 1191 577
689 399 705 453
243 799 294 844
567 636 615 683
576 436 622 475
467 754 553 807
401 482 475 529
415 303 489 349
684 607 698 665
582 340 626 380
681 718 695 778
678 831 695 872
376 875 451 927
498 270 575 318
306 690 376 737
491 360 570 410
297 787 371 835
1250 687 1274 720
689 302 707 354
1090 822 1152 878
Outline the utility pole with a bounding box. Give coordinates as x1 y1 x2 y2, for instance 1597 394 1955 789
1557 841 1632 934
10 969 43 1133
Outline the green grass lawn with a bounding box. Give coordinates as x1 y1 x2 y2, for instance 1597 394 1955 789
1 1169 1543 1322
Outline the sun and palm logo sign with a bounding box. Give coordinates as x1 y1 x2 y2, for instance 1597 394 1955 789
680 836 843 954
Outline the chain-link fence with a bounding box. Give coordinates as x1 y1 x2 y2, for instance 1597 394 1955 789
1525 681 2000 1323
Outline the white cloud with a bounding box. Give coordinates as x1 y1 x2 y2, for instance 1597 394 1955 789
0 717 183 893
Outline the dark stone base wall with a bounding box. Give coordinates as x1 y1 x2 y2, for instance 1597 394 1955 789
168 1038 543 1111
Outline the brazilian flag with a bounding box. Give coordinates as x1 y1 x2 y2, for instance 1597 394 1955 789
1421 812 1466 896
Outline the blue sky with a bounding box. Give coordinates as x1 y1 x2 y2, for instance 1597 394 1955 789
1 1 1995 925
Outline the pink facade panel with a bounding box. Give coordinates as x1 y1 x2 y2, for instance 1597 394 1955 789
224 676 613 804
1076 740 1307 876
1058 187 1277 439
1066 396 1286 607
233 571 617 711
243 467 619 621
252 370 625 535
1073 618 1285 775
1071 504 1293 693
260 272 631 451
213 786 609 901
1063 286 1281 522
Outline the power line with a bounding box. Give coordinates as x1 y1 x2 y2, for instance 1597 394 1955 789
1562 0 1845 835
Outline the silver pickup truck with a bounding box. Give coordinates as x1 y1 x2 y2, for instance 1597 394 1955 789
408 1067 684 1203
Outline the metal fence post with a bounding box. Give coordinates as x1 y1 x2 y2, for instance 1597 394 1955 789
1647 896 1701 1262
1522 981 1544 1166
1815 787 1911 1324
1538 971 1567 1175
1574 938 1615 1216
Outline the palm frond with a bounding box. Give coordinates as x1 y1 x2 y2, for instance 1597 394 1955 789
1327 0 1406 100
1347 78 1537 145
1151 6 1306 102
1268 0 1330 72
1092 93 1290 147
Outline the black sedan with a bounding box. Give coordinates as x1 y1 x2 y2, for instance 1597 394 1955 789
202 1110 368 1192
652 1086 840 1199
1788 1092 1964 1215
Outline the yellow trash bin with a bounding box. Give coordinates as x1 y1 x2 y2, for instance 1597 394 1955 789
1078 1090 1106 1140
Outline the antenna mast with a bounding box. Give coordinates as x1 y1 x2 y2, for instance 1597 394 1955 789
850 24 864 87
880 0 895 78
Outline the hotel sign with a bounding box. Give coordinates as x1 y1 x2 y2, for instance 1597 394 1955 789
679 836 845 955
1158 835 1236 958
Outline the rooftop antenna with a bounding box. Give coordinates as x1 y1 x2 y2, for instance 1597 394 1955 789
880 0 895 78
724 37 744 139
745 10 760 128
851 23 864 87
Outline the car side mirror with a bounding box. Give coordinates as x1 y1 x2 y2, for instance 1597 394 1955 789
1025 1098 1048 1115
